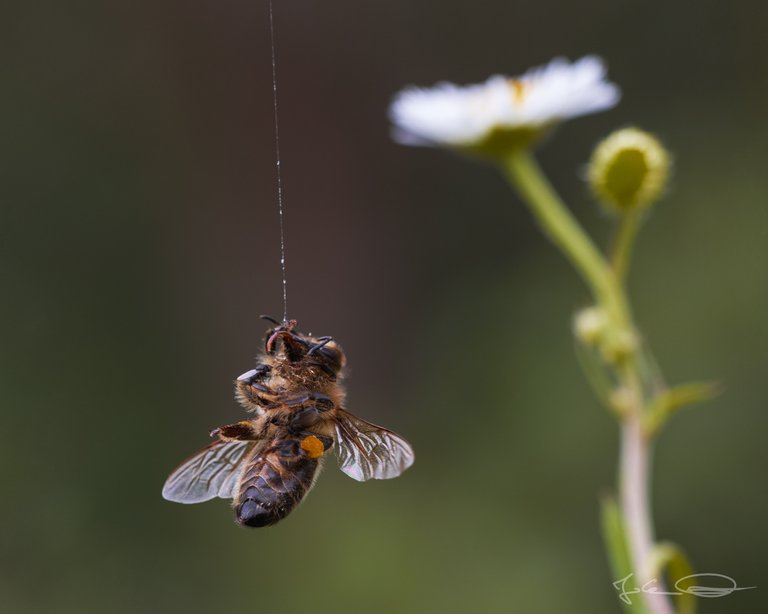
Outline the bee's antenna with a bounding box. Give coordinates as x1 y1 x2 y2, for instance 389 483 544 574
259 314 282 326
268 0 289 323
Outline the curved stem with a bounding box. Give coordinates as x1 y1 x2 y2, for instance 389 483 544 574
502 151 625 322
610 210 643 283
501 149 673 614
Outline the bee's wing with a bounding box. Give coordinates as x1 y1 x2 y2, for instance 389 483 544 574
162 440 254 504
333 409 414 481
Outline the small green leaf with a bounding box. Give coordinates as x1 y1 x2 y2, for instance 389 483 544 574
653 542 696 614
600 496 649 614
644 381 721 437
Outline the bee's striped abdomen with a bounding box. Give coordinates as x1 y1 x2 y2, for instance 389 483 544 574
235 437 320 527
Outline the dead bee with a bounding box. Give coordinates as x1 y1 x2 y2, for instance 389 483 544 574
162 319 414 527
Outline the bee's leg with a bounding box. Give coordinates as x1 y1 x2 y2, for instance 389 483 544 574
210 421 259 441
284 394 334 432
312 393 334 411
306 337 333 356
237 363 272 389
283 393 311 407
236 386 277 411
284 407 322 431
314 433 334 451
236 364 278 410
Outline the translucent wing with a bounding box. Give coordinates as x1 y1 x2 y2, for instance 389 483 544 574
162 440 253 504
334 410 414 481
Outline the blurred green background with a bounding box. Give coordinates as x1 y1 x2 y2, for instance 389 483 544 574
3 1 767 612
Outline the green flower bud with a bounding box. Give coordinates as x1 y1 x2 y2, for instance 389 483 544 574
600 328 638 364
573 306 608 346
588 127 671 212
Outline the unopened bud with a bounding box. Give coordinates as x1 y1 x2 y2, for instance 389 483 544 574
601 328 638 364
574 307 607 345
588 127 671 213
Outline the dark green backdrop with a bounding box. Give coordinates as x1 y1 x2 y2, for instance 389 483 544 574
2 1 766 612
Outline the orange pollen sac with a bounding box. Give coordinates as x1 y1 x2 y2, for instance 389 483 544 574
300 435 325 459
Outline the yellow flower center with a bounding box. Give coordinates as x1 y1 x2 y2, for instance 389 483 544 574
508 79 528 104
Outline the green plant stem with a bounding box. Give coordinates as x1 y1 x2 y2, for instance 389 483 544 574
502 151 628 326
620 414 674 614
611 210 642 282
501 150 674 614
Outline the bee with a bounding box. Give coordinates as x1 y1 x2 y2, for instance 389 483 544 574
162 318 414 527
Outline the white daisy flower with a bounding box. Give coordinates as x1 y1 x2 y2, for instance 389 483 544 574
389 56 620 154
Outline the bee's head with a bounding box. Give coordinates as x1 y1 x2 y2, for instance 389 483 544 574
261 317 346 376
264 319 308 362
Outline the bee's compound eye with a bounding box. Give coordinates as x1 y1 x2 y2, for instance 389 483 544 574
237 369 259 382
